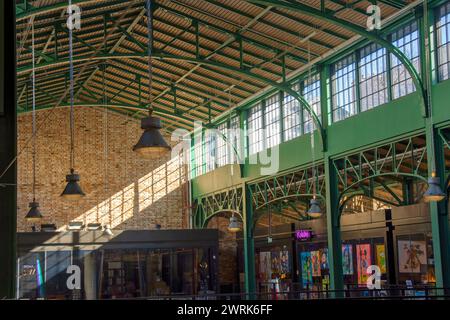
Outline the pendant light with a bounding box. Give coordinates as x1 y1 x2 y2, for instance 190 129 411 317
422 1 446 203
25 21 43 224
133 0 171 158
307 198 322 219
305 38 322 219
228 215 241 233
103 224 113 237
61 0 85 200
423 172 446 202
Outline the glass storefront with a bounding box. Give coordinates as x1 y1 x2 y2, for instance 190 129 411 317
237 204 438 299
17 230 219 300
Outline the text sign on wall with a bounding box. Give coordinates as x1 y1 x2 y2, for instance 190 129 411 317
295 230 313 241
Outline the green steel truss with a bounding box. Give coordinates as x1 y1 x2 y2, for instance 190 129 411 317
248 165 326 211
194 165 326 229
193 186 244 229
331 135 431 228
334 135 429 202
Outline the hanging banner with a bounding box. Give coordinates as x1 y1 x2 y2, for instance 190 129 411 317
311 251 321 277
300 252 313 287
376 244 387 274
342 244 354 275
356 244 372 285
398 240 427 273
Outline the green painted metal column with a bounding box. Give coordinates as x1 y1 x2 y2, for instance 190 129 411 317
426 123 450 291
423 0 450 292
242 183 256 299
324 156 344 296
0 1 17 299
319 62 343 295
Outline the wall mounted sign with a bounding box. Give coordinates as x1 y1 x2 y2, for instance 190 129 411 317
295 229 313 241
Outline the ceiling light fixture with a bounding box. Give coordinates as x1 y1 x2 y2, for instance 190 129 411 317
103 225 114 236
423 171 446 202
307 198 322 219
25 21 44 225
306 38 322 219
228 215 241 233
422 2 446 203
133 0 171 158
61 0 85 200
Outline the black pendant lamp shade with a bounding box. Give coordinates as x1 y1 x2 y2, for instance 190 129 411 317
61 169 85 200
25 201 43 223
133 116 171 159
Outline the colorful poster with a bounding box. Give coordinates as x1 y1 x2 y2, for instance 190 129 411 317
259 252 271 281
311 251 321 277
300 252 313 287
342 244 354 275
376 244 387 274
280 250 290 276
356 244 372 285
319 248 329 273
271 251 280 277
398 240 427 273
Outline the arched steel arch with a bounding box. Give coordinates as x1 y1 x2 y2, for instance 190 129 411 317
337 174 428 215
251 193 324 230
18 52 327 150
245 0 428 116
193 186 244 229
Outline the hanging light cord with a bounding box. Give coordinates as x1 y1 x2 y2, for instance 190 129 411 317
31 20 36 202
146 0 153 116
307 39 317 200
0 2 141 183
103 65 108 193
68 0 76 171
423 0 437 175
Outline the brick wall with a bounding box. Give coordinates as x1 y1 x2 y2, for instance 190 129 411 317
17 107 189 232
207 216 238 291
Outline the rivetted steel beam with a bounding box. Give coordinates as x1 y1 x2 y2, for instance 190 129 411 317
17 51 326 149
244 0 428 116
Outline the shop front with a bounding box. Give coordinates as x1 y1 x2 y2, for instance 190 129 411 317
17 229 219 300
238 203 442 298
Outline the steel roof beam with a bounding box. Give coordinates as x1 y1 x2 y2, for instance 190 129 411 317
203 0 335 50
158 2 321 59
92 65 224 115
17 49 325 147
107 60 235 109
85 71 214 120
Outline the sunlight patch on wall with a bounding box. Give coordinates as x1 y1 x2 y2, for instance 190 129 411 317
58 154 185 230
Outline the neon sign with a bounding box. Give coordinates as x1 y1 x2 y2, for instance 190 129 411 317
295 229 313 241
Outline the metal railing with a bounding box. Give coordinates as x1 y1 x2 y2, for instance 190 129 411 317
118 284 450 300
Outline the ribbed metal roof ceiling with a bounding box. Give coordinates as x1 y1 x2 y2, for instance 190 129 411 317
16 0 413 132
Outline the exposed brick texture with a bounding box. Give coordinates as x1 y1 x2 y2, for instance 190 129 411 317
17 107 189 232
207 216 238 291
